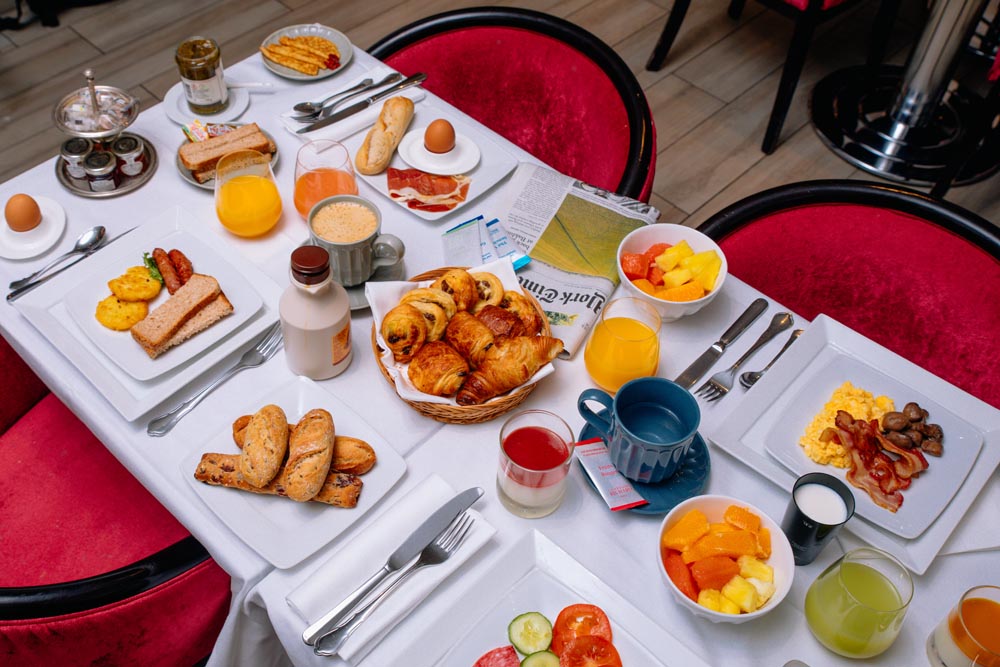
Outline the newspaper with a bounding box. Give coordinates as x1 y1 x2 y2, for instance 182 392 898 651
496 163 661 358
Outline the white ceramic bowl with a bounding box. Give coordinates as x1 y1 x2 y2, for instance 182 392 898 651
617 224 727 321
657 494 793 624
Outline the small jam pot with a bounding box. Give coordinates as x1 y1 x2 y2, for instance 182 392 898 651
82 151 119 192
60 137 93 179
111 134 146 177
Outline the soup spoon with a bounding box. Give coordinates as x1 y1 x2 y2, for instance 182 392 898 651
9 225 106 290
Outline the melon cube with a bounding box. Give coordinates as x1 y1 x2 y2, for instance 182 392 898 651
697 589 723 612
654 241 694 272
737 555 773 583
721 575 758 613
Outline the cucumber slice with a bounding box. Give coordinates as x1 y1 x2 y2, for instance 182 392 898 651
521 650 559 667
507 612 553 655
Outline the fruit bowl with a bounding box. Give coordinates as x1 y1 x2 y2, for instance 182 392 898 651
656 495 793 624
617 224 727 321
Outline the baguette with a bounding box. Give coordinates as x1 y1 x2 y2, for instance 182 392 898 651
130 274 221 358
354 96 414 175
283 409 335 502
178 123 272 172
239 404 289 488
194 453 363 508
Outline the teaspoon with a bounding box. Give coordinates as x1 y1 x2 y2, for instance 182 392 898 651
291 77 375 116
9 225 106 290
739 329 803 389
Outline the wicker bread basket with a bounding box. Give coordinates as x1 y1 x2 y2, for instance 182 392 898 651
371 267 552 424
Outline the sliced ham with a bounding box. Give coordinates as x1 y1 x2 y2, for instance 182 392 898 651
387 167 471 212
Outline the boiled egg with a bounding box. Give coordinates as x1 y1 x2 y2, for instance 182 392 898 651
424 119 456 154
5 194 42 233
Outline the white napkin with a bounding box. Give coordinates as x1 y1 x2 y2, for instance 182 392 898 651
285 474 495 664
279 65 427 143
365 257 556 405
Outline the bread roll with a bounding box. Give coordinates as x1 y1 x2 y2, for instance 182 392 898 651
355 96 414 175
195 453 362 508
332 435 377 475
283 409 335 502
239 404 289 487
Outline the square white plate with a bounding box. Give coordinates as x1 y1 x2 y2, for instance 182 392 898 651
396 530 709 666
181 376 406 569
13 207 280 421
64 228 263 381
344 103 518 221
710 314 1000 574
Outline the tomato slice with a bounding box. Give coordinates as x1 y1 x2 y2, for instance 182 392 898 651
558 635 622 667
551 604 613 655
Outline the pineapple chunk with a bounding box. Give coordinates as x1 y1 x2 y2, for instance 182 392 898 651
661 267 692 289
697 589 723 612
692 256 722 292
654 240 694 272
721 575 759 613
738 555 774 583
747 577 776 609
680 250 718 271
719 596 741 615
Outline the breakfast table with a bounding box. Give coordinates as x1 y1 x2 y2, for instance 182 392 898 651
1 41 999 667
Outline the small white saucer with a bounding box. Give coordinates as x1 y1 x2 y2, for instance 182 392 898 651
398 127 481 175
0 196 67 260
163 83 250 126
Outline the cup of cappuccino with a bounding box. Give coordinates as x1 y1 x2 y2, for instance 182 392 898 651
307 195 404 286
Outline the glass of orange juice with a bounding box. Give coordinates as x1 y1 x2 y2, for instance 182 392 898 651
293 139 358 219
215 150 282 237
584 297 661 393
927 585 1000 667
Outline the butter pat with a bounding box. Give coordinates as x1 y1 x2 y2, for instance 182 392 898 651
575 438 648 511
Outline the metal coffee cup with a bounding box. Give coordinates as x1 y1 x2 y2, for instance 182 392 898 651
307 195 404 287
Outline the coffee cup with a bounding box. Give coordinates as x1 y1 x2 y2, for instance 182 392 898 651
578 377 700 484
307 195 404 287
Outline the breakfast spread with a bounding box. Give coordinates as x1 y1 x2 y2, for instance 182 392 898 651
260 35 341 76
193 404 377 508
178 122 276 184
355 96 414 175
621 240 722 302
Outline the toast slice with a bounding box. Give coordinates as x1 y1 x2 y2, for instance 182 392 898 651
156 293 234 356
178 123 272 172
130 274 221 358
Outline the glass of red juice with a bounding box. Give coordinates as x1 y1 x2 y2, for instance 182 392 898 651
497 410 575 518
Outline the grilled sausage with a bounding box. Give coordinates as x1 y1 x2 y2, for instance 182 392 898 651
168 249 194 285
152 247 182 294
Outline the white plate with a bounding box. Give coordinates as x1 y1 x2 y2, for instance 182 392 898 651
175 125 280 190
346 105 518 221
397 530 710 666
710 314 1000 574
398 126 481 175
63 228 263 381
259 23 353 81
163 83 250 126
0 196 67 260
12 207 280 421
181 376 406 569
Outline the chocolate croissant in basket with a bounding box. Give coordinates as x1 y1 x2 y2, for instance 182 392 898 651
381 303 427 363
430 269 478 312
456 335 564 405
476 304 527 339
498 290 543 336
408 341 470 397
445 311 495 367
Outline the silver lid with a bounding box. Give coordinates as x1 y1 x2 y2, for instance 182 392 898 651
60 137 93 160
111 134 143 158
83 151 116 176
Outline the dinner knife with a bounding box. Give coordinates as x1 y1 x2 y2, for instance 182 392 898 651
301 485 483 646
674 297 768 389
6 226 138 302
296 72 428 135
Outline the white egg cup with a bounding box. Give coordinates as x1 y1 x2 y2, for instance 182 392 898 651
398 127 481 175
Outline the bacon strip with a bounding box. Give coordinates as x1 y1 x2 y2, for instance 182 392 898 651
832 411 905 512
877 430 929 479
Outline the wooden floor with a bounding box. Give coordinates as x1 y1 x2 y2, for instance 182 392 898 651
1 0 998 227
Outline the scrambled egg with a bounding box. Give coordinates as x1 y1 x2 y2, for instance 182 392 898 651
799 381 894 467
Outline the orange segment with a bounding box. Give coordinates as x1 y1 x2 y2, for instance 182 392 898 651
662 548 699 601
709 522 735 533
681 529 759 564
724 505 762 534
755 527 772 559
690 556 740 591
658 282 705 302
662 509 710 552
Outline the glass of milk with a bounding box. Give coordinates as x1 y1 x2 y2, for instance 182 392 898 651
781 472 855 565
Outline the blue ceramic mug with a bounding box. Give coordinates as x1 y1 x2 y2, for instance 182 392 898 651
577 377 700 484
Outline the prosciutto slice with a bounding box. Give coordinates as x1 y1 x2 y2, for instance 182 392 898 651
387 168 471 212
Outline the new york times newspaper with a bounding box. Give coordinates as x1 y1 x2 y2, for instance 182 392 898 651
498 164 661 358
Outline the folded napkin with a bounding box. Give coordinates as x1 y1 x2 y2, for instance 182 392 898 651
279 65 427 143
286 474 495 664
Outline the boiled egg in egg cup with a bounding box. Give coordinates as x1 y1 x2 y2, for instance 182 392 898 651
398 118 481 176
0 194 67 260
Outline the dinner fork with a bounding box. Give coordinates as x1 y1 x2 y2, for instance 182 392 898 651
695 313 793 402
146 322 282 437
313 512 475 657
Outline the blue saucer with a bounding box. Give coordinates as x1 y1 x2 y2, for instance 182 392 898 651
578 410 711 515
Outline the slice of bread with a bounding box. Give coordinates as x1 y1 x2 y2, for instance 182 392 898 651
130 274 220 358
156 293 234 356
192 144 275 183
178 123 272 172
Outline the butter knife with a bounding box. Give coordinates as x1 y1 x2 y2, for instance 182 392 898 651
301 486 483 646
674 297 768 388
297 72 427 134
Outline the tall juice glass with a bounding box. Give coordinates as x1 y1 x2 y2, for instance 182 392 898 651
805 547 913 659
293 139 358 219
927 585 1000 667
584 297 660 393
215 149 282 237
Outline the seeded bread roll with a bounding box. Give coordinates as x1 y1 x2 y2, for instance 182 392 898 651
284 409 335 502
195 453 362 508
354 96 414 175
332 435 377 475
239 404 289 487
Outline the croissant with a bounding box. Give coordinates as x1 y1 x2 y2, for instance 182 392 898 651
456 335 564 405
381 304 427 363
431 269 478 312
499 290 543 336
408 341 470 396
407 300 448 341
445 311 495 367
476 304 526 338
470 272 504 314
400 287 457 319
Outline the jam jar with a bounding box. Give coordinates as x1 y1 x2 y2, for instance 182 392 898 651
60 137 93 179
82 151 119 192
111 134 146 178
175 37 228 114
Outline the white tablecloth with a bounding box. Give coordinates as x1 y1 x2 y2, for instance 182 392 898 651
1 47 997 667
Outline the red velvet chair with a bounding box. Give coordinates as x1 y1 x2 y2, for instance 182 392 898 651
369 7 656 203
0 335 231 666
698 180 1000 408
